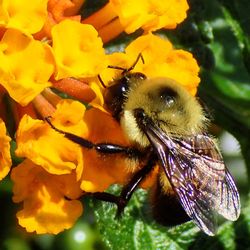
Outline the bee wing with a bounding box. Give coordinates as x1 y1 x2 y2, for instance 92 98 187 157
145 127 240 236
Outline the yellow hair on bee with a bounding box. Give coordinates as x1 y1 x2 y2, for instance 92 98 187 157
121 77 207 147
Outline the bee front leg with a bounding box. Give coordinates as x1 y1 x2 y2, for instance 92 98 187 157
45 116 142 157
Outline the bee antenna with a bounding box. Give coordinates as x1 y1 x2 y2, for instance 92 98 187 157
107 53 145 75
107 65 127 71
98 74 107 88
123 52 144 74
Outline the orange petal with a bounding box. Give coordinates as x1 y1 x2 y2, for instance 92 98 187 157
11 160 83 234
51 20 107 80
0 29 55 106
0 118 11 181
79 108 130 192
0 0 48 34
16 113 84 175
52 77 96 103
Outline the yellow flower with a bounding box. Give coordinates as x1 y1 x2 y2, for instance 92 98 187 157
15 100 86 175
11 160 83 234
35 0 85 39
0 29 55 106
110 0 189 32
0 118 11 181
16 96 130 192
99 33 200 96
125 33 200 95
83 0 189 43
0 0 203 236
0 0 48 34
51 19 107 80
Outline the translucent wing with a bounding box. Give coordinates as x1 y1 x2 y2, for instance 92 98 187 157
145 127 240 236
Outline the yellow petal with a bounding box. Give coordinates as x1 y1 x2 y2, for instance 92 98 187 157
0 0 48 34
11 160 83 234
89 80 104 106
15 114 84 175
52 99 88 136
125 33 173 63
0 118 11 180
124 34 200 95
110 0 189 33
0 29 54 106
51 19 107 79
79 108 129 192
99 34 200 96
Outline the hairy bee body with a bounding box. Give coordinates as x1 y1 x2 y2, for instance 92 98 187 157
103 73 240 235
47 63 240 236
120 77 206 147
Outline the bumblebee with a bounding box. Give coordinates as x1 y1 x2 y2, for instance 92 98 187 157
46 54 240 235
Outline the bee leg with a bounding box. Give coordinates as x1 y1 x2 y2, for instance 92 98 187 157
84 192 120 205
45 116 95 148
45 116 142 157
115 154 156 216
84 154 156 217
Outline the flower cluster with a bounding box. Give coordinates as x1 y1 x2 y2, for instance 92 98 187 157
0 0 200 234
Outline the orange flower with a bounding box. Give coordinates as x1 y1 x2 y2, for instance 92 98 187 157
11 160 83 234
78 108 130 192
0 29 55 106
98 33 200 96
51 19 107 80
83 0 189 43
47 0 84 21
0 118 12 181
15 100 86 175
0 0 48 34
35 0 85 39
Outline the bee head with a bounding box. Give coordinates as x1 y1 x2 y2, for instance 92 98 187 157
121 77 206 146
104 72 146 120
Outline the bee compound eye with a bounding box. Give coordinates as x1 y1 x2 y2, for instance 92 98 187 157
159 87 178 107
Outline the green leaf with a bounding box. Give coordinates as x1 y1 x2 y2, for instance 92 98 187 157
193 0 250 180
190 195 250 250
94 187 250 250
94 186 199 250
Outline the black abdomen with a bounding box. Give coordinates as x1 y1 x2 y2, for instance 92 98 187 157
150 180 190 226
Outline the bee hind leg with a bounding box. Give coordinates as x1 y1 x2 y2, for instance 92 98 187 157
115 154 157 217
85 154 156 218
45 117 156 218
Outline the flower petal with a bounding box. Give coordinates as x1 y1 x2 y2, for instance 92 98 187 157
0 118 11 180
126 34 200 95
35 0 84 39
11 160 83 234
15 112 84 175
0 0 48 34
51 20 107 80
0 29 54 106
79 108 129 192
110 0 189 33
